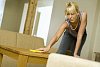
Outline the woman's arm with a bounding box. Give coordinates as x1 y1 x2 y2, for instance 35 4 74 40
47 22 68 49
74 11 87 57
37 22 68 52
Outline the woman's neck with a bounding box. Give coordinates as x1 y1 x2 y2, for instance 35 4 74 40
70 20 78 30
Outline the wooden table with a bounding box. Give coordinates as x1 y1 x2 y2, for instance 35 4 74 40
0 45 49 67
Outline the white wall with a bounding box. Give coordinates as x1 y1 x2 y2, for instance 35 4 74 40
36 6 53 45
78 0 98 59
47 0 98 59
1 0 25 32
32 0 54 45
47 0 65 48
93 0 100 53
0 0 6 27
94 12 100 52
19 3 28 33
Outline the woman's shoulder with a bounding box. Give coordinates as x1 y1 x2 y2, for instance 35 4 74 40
79 11 87 21
64 19 70 27
80 11 87 24
61 21 69 29
80 11 87 16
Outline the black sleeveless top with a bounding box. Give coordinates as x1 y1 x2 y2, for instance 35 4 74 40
65 12 87 37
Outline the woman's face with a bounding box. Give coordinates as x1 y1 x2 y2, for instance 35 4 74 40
65 6 78 23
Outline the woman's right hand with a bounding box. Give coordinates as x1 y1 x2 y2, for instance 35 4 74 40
36 47 50 53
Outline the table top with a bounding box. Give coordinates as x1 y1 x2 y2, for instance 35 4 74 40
0 45 49 59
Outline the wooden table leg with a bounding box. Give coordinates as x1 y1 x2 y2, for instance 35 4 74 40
17 55 28 67
0 53 3 67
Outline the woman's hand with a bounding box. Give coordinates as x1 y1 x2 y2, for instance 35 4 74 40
74 53 79 58
36 47 50 53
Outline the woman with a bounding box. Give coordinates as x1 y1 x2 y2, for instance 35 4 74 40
37 2 87 57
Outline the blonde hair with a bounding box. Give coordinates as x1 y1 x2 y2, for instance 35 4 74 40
65 2 79 14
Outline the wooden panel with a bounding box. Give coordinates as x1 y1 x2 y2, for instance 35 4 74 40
0 47 18 60
23 0 37 35
28 56 47 64
0 45 49 67
32 37 44 49
0 30 17 47
0 53 3 67
17 33 44 49
17 55 28 67
17 33 34 49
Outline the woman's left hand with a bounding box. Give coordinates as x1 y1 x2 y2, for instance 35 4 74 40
74 53 79 58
